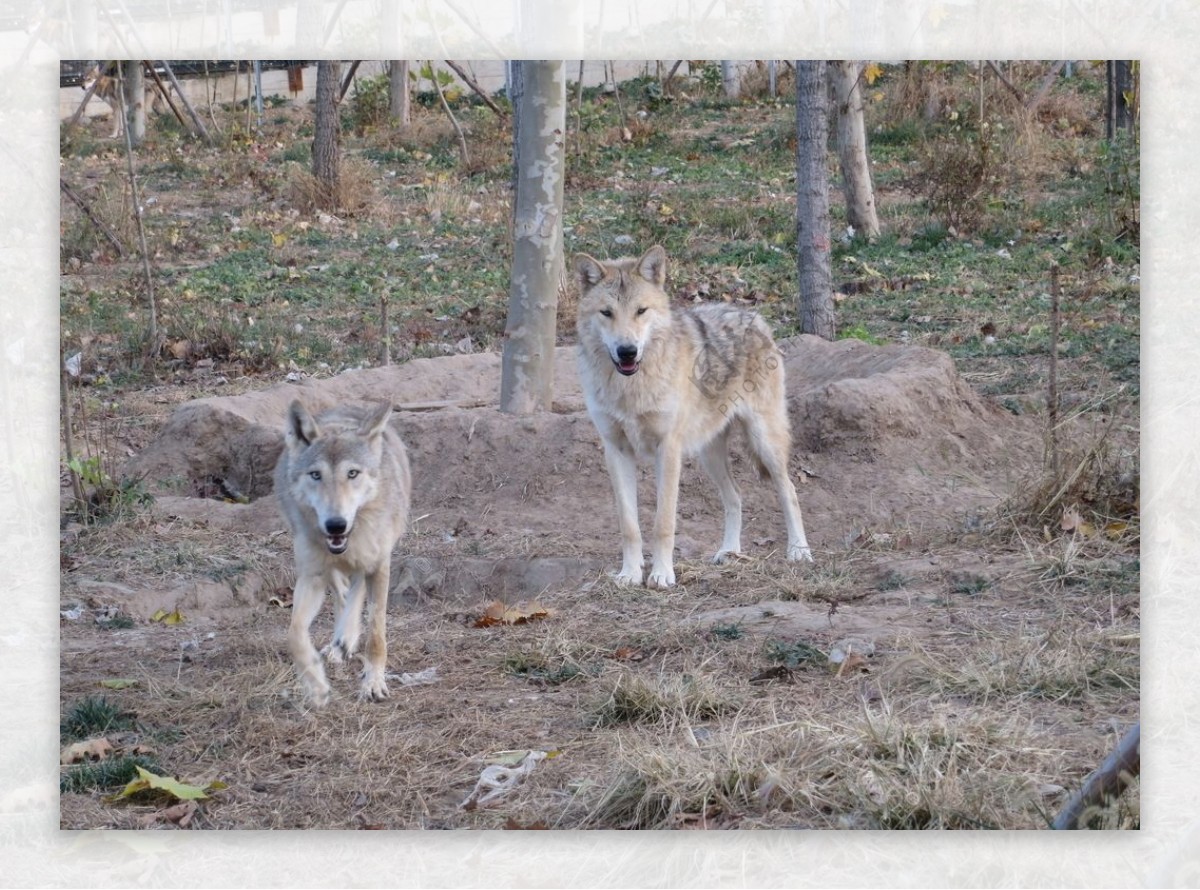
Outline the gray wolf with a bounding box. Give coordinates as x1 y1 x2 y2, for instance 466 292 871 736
81 63 165 138
274 400 412 706
574 244 813 589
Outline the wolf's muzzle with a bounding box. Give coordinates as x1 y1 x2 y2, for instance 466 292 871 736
324 516 350 554
614 343 640 376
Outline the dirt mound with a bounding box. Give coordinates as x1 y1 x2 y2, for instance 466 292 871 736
127 336 1038 557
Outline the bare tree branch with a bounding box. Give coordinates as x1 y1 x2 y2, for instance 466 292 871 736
339 60 362 102
60 179 127 257
985 60 1024 103
1052 723 1140 829
158 60 213 144
1026 61 1067 113
443 60 507 115
430 62 468 166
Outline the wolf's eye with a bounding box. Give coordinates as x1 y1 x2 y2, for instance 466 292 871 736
308 470 321 481
347 469 360 479
599 308 613 318
636 307 648 316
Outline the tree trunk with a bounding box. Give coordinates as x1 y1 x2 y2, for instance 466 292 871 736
124 60 145 146
508 61 525 201
832 60 880 240
500 61 566 414
388 60 410 126
312 61 341 211
1106 60 1135 142
795 60 835 340
721 61 739 98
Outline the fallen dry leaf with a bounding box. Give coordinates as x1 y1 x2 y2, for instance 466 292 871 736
1060 506 1095 537
611 646 646 662
835 653 870 678
749 665 793 684
156 799 199 829
60 737 114 765
473 600 553 628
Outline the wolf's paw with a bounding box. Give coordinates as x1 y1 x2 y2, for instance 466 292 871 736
613 565 644 586
646 564 676 589
712 549 745 565
321 639 353 664
787 544 814 562
301 674 332 708
359 666 390 702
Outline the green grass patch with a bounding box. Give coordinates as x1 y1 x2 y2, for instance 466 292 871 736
61 696 135 742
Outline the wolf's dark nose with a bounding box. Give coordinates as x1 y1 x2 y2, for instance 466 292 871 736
616 344 638 362
325 517 348 535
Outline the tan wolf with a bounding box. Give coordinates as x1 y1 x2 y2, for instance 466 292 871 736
81 63 165 138
274 400 412 706
574 244 813 589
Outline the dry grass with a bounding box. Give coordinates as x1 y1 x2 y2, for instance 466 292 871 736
60 498 1138 829
998 406 1140 539
60 172 136 263
284 157 376 216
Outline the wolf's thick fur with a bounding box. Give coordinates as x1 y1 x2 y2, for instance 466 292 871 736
574 245 813 589
274 400 412 706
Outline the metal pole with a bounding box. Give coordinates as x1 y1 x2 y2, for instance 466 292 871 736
254 60 264 128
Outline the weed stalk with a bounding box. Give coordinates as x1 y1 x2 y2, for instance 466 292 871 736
1048 264 1060 478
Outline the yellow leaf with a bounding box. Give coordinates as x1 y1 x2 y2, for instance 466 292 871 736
863 62 884 85
150 608 185 625
100 679 137 690
107 767 224 803
1105 521 1130 539
271 232 287 247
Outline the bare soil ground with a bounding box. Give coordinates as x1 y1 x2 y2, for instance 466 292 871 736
59 335 1139 829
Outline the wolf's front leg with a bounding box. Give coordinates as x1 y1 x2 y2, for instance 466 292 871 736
358 564 391 702
322 569 364 664
288 573 331 707
647 439 683 588
603 440 644 585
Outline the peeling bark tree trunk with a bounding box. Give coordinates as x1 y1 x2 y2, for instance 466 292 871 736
795 60 835 340
313 61 341 210
389 60 410 126
500 61 566 414
832 60 880 240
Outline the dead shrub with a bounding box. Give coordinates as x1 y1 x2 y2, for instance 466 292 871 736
285 157 375 216
919 120 1009 233
590 670 738 728
60 176 135 262
1002 418 1139 534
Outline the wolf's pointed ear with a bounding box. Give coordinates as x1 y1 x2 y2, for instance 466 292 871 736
360 401 393 439
637 245 667 287
574 253 606 290
287 400 320 446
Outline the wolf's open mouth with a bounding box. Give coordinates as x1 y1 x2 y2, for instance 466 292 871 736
614 358 640 376
326 534 349 554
